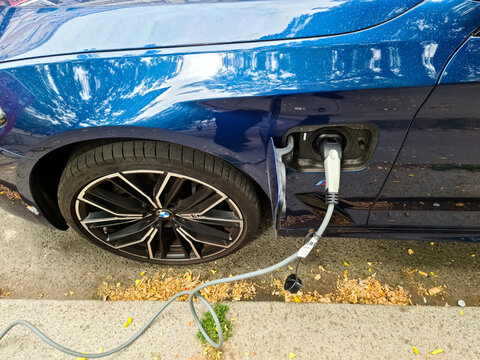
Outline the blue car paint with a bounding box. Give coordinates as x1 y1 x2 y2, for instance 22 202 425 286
0 0 422 63
0 0 478 239
369 36 480 229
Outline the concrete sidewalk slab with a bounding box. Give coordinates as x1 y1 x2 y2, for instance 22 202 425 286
0 300 478 359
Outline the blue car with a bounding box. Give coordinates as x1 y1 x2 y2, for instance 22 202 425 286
0 0 479 264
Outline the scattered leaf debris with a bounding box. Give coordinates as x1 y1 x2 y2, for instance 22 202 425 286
98 271 256 302
0 184 23 202
99 271 411 306
271 275 410 305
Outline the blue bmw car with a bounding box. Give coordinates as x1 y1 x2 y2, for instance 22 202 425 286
0 0 479 264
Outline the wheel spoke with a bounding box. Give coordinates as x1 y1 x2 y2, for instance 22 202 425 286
163 177 185 207
153 173 170 208
175 227 202 258
112 173 157 207
89 218 142 229
184 209 242 227
173 226 196 259
81 211 141 225
175 217 231 248
147 222 166 259
174 186 226 215
107 217 157 242
80 187 145 216
113 227 157 250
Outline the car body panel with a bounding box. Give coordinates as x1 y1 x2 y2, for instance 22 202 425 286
0 0 479 241
369 36 480 230
0 0 422 62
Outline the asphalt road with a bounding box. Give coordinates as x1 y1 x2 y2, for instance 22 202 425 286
0 206 479 306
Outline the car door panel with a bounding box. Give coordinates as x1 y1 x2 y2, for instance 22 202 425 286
369 35 480 230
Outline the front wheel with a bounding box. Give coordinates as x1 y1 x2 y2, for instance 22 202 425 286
58 141 260 264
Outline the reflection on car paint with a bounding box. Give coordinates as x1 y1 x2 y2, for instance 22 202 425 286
0 0 479 240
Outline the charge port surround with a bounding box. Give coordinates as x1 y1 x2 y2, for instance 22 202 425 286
281 123 378 172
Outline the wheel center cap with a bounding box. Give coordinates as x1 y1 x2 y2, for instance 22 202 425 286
156 210 172 219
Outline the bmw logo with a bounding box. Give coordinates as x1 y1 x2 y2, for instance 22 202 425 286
156 210 171 219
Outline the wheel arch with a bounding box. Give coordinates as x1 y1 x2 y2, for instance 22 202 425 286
29 137 271 230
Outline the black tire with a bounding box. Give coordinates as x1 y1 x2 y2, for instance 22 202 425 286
58 140 260 264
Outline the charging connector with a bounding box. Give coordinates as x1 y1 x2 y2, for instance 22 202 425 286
317 134 343 204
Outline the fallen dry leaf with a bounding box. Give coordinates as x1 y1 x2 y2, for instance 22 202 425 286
428 286 443 296
123 317 132 328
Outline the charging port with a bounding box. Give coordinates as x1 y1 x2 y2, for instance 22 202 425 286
281 123 378 172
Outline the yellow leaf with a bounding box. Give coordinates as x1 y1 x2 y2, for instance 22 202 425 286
135 279 141 286
186 275 192 281
430 272 435 276
140 272 145 276
367 262 372 266
344 261 349 267
418 271 428 277
75 352 87 360
123 317 132 328
430 349 444 355
211 269 217 274
408 249 414 255
343 270 348 278
294 296 301 303
368 268 372 272
408 298 413 305
412 346 419 355
289 353 296 359
430 242 435 246
460 310 464 316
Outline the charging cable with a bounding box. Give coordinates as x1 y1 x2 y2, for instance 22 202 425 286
0 137 342 358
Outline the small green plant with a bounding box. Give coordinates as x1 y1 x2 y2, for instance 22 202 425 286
196 303 232 345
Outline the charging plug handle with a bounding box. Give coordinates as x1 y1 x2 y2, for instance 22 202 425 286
318 134 343 204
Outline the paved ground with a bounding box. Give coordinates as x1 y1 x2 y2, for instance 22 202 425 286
1 300 479 359
0 207 479 306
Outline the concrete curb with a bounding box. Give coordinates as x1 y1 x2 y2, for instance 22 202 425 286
0 300 479 359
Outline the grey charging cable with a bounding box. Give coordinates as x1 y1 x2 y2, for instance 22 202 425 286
0 137 342 358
